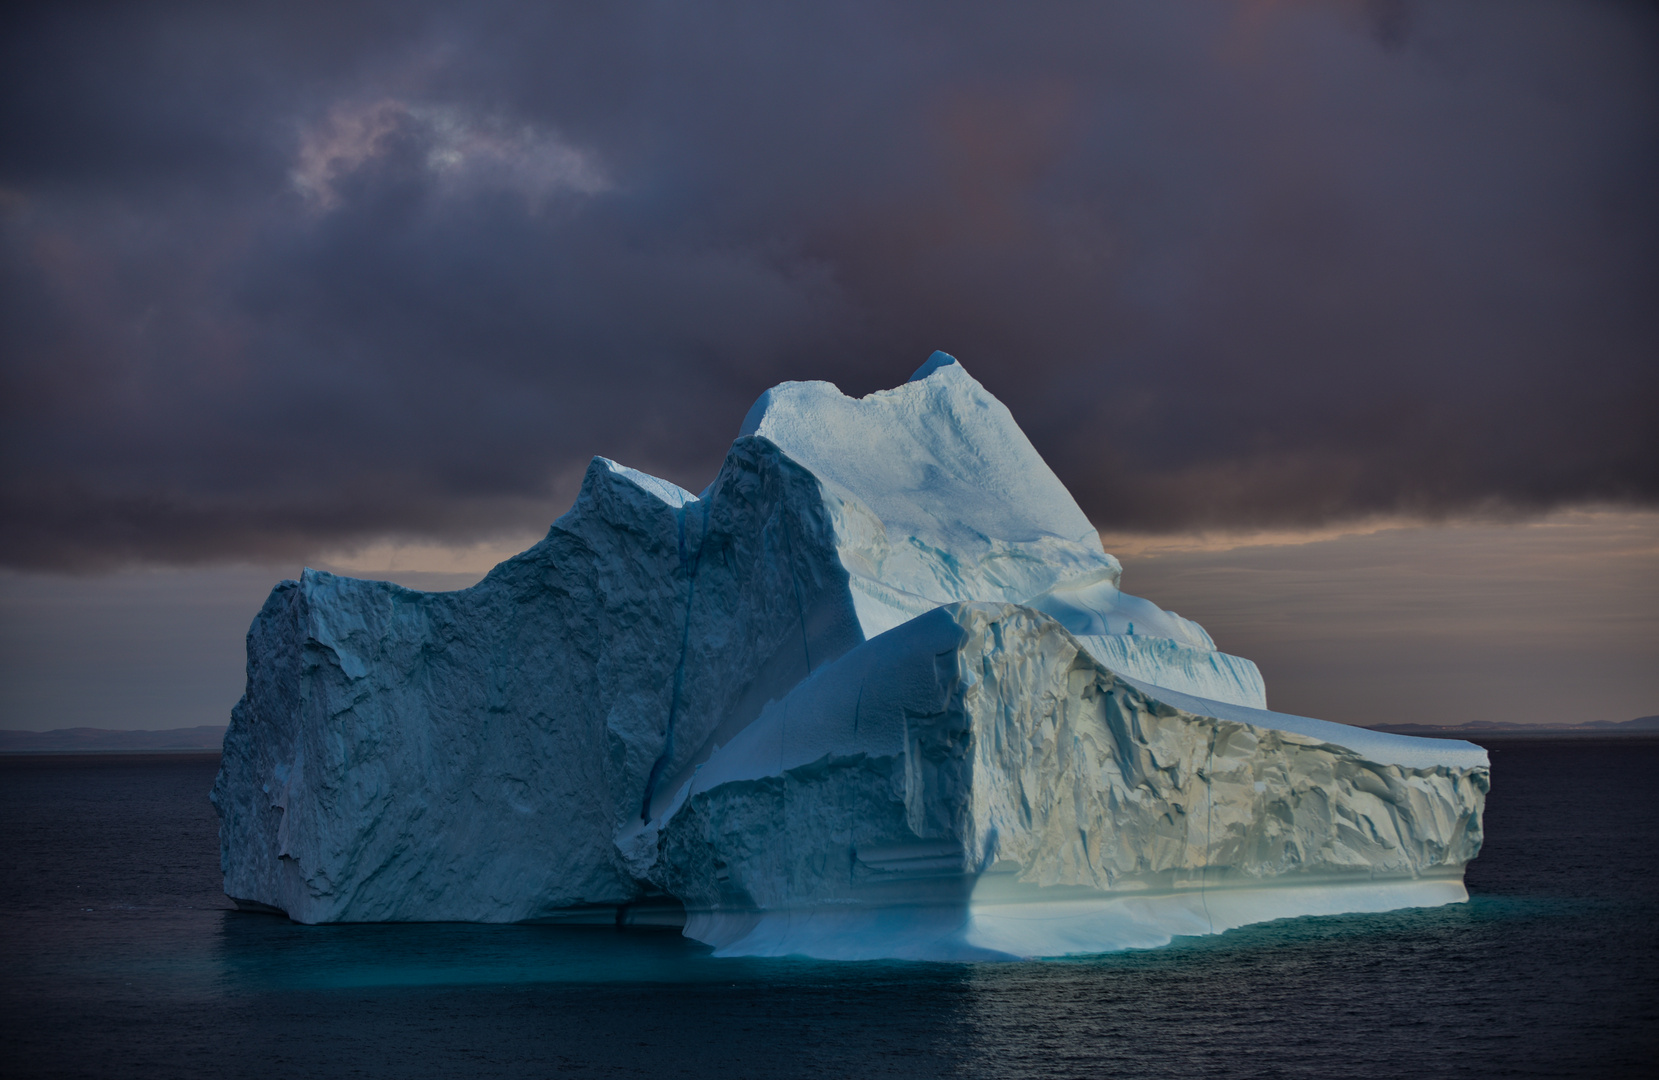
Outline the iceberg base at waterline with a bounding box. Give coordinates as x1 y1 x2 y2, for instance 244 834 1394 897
212 354 1488 960
688 878 1472 962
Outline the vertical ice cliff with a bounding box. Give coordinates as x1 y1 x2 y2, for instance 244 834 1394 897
658 603 1485 959
214 441 860 922
214 353 1488 956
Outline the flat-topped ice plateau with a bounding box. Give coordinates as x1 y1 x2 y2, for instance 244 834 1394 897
213 354 1488 959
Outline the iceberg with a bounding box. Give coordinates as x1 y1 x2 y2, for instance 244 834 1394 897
212 354 1488 958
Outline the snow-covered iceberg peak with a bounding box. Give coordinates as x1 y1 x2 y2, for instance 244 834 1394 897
214 353 1487 959
742 352 1263 707
741 352 1102 551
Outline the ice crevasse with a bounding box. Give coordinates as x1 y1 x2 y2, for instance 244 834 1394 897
212 353 1488 959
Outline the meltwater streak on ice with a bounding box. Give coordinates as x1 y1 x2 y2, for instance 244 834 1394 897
213 353 1488 958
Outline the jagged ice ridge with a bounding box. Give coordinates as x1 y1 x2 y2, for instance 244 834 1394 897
213 354 1488 959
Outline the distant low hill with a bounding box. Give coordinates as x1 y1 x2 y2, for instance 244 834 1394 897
1367 715 1659 737
0 726 227 752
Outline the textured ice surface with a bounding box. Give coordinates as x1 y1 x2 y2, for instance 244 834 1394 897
742 358 1266 706
660 603 1484 959
214 354 1488 956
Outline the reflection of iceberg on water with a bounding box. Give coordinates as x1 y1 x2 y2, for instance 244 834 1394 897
212 353 1488 960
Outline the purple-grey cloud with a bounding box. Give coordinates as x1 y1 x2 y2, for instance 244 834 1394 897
2 0 1655 569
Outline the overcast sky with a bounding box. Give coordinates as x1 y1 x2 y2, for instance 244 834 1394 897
2 1 1655 729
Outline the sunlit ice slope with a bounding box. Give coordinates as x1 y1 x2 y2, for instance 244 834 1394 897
741 353 1266 708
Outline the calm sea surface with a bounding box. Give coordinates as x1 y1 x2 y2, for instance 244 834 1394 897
2 738 1655 1079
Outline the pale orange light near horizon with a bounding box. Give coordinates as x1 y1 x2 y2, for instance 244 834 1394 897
306 505 1659 580
1100 505 1659 559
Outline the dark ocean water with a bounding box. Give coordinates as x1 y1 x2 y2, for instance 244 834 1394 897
1 738 1655 1079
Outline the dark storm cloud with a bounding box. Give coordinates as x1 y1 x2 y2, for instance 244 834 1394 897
3 0 1656 568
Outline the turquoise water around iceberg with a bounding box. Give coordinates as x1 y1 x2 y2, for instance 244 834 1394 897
2 741 1654 1078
